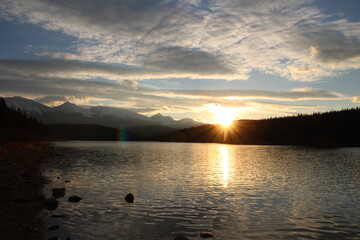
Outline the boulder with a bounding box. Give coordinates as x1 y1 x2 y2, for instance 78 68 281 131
200 232 215 238
68 195 82 203
44 198 59 211
125 193 134 203
52 188 65 198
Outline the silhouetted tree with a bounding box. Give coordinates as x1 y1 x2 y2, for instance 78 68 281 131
162 108 360 146
0 97 44 141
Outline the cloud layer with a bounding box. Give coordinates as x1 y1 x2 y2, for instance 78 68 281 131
1 0 360 81
0 0 359 120
0 66 349 120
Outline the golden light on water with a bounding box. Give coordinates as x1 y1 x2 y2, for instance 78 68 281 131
220 145 229 188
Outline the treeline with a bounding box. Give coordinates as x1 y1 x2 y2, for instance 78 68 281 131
0 97 45 142
0 97 156 141
161 108 360 146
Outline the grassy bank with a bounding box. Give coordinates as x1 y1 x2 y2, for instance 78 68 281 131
0 142 49 239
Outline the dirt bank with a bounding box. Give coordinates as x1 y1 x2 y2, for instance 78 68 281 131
0 142 49 239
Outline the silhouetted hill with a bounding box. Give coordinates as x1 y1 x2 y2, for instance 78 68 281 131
161 108 360 146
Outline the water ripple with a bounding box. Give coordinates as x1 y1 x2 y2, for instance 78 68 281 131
43 142 360 240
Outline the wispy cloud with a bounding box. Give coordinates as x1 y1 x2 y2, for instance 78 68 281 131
353 96 360 103
1 0 359 81
155 88 343 101
0 68 351 119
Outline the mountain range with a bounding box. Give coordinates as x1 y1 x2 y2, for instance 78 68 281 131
4 96 203 138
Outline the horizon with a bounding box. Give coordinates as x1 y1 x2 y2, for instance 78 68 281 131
0 1 360 123
4 95 360 124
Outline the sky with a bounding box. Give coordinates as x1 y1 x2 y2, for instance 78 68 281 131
0 0 359 122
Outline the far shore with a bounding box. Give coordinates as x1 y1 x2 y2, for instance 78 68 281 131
0 141 50 239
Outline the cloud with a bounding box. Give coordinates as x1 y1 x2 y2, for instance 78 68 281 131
35 95 67 105
353 96 360 103
306 29 360 63
1 0 360 81
0 56 239 81
0 66 355 120
34 95 92 106
0 59 148 81
0 69 346 107
142 47 237 77
155 88 343 101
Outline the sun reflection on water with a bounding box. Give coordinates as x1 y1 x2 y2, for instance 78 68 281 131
220 145 229 187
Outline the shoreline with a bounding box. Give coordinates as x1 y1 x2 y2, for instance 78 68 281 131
0 141 50 239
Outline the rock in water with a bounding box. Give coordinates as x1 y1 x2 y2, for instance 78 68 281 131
125 193 134 203
200 232 215 238
44 198 59 211
52 188 65 198
174 235 190 240
68 195 82 203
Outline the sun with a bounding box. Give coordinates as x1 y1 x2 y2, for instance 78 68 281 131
217 115 233 127
206 104 238 127
216 108 236 127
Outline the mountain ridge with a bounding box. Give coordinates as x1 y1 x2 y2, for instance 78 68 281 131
4 96 203 130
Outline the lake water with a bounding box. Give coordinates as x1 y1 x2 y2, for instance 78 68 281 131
43 142 360 240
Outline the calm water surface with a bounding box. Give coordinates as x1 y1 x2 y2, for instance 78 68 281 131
43 142 360 239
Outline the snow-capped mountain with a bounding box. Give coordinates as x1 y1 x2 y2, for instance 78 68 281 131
54 101 93 117
149 113 175 125
4 96 203 130
5 96 52 115
90 106 149 121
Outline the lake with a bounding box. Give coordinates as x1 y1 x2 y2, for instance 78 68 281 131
43 142 360 239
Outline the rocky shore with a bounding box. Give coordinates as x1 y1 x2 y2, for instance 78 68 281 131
0 142 49 239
